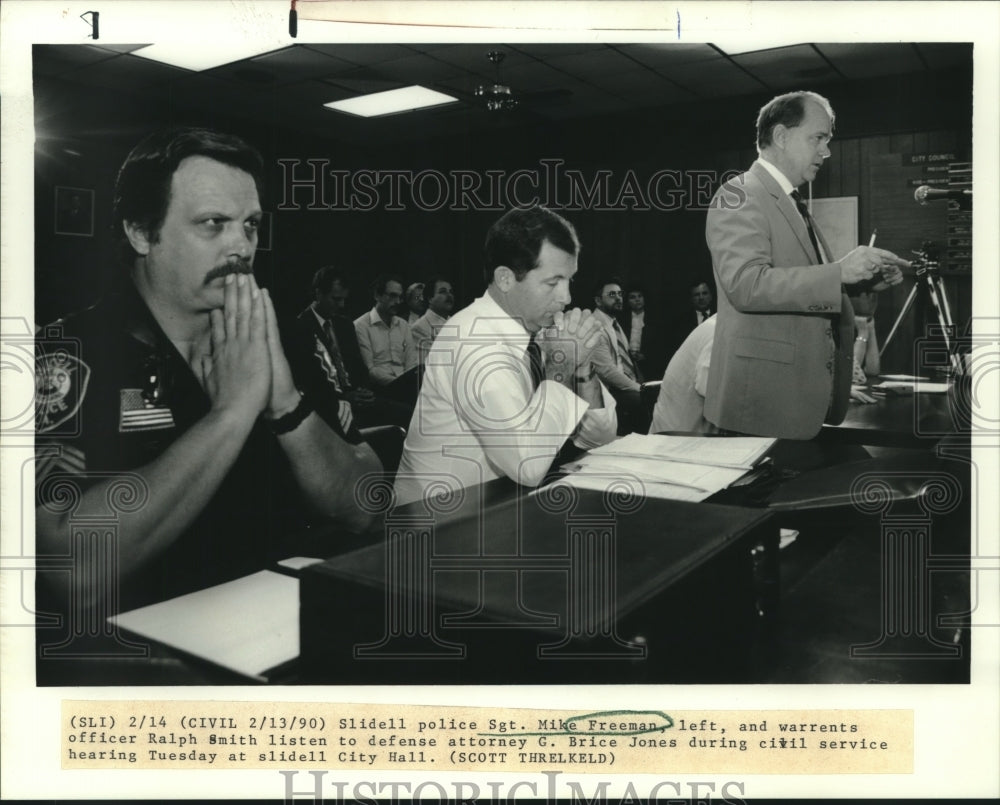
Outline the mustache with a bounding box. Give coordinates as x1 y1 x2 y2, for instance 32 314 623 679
204 258 253 285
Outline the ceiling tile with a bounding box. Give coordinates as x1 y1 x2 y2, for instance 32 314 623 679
248 46 357 77
60 53 189 90
917 43 973 70
664 57 766 97
320 69 406 95
732 45 834 88
91 44 152 55
368 54 467 84
590 71 690 104
510 43 611 60
32 44 120 76
29 42 966 149
814 43 923 79
501 60 578 91
280 78 358 106
426 44 534 73
306 43 416 64
616 43 720 69
540 95 631 120
546 49 645 80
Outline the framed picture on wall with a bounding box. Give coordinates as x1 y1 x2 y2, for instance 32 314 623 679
810 196 858 262
53 186 94 237
256 211 272 251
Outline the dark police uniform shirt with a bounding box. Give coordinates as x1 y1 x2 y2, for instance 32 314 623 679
35 282 356 613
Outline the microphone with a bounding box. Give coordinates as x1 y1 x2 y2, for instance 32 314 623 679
914 185 972 205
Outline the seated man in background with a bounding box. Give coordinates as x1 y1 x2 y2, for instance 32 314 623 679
287 266 412 430
689 280 715 328
410 275 455 368
590 276 650 435
34 127 381 614
394 206 617 506
404 281 426 325
354 274 419 406
650 314 718 434
849 288 881 380
622 283 666 381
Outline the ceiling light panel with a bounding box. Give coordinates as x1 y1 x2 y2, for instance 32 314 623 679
132 43 288 72
325 86 458 117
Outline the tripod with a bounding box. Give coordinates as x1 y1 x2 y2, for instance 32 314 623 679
880 243 964 375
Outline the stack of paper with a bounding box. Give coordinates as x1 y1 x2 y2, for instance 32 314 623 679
549 434 775 502
109 570 299 680
872 380 949 394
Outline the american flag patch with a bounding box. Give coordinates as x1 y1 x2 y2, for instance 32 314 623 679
119 389 175 432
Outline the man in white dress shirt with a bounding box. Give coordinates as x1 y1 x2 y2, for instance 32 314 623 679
404 282 426 325
394 207 617 506
354 274 418 405
410 276 455 368
590 277 649 434
650 314 718 434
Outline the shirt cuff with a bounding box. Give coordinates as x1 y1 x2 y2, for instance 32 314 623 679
572 381 618 450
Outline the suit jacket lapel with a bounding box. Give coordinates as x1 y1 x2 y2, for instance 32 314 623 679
750 162 819 263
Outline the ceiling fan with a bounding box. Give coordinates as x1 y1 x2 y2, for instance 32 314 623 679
475 51 519 112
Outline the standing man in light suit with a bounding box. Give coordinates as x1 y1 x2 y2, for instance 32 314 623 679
704 90 907 439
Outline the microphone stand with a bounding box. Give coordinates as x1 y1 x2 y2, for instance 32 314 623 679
880 244 964 375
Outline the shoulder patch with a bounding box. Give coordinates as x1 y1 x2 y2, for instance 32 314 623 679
35 349 91 434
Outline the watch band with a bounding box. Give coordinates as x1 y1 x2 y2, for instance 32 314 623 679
266 392 313 435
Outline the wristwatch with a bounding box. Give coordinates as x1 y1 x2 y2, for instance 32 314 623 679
266 392 313 434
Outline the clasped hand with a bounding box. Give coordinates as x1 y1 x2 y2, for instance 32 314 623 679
195 272 299 420
536 308 602 384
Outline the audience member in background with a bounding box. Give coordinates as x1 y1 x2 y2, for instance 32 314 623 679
354 274 419 406
34 127 379 615
394 206 617 506
690 280 715 328
590 277 650 435
649 315 718 434
849 289 881 380
404 282 426 325
287 266 412 430
622 283 666 381
410 276 455 368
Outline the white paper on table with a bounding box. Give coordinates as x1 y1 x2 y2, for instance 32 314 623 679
540 473 715 502
879 374 930 381
563 454 748 493
872 381 949 393
588 433 774 469
109 570 299 680
277 556 324 571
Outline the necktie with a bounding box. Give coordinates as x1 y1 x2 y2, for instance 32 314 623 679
792 193 842 354
322 319 352 391
526 336 544 390
791 189 822 263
